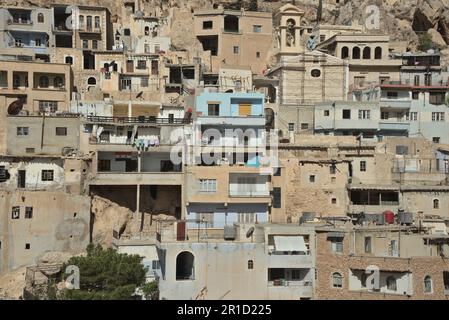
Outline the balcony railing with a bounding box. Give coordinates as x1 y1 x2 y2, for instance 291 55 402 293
229 189 270 197
8 19 33 25
86 115 192 124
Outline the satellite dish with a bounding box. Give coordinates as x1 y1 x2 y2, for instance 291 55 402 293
246 227 255 238
8 99 24 115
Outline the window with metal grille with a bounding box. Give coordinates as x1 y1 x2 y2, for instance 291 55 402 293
17 127 29 136
12 206 20 219
41 170 54 181
55 127 67 136
332 272 343 288
199 179 216 193
39 101 58 113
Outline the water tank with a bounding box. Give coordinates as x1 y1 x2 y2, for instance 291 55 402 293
384 210 395 224
398 211 413 225
299 212 316 225
224 226 237 240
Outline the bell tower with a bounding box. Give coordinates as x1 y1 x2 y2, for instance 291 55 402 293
275 4 304 59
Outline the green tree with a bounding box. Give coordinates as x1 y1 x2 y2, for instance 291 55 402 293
418 33 434 52
141 280 159 300
61 244 147 300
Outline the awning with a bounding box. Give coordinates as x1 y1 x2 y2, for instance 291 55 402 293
327 232 345 239
273 236 307 252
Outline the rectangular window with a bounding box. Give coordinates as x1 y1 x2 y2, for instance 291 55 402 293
331 239 343 253
274 168 281 176
237 213 255 224
364 236 372 253
387 91 398 99
25 207 33 219
406 112 418 121
320 34 326 42
358 110 371 120
203 21 213 29
39 101 58 113
55 127 67 136
381 112 389 120
92 40 98 50
414 75 420 86
342 110 351 119
396 145 409 155
379 76 389 84
152 260 160 269
256 52 260 58
253 25 262 33
432 112 445 122
35 38 42 46
199 179 217 193
208 104 220 116
272 187 281 208
137 60 147 69
433 137 441 143
309 175 316 183
360 161 367 172
83 39 88 49
12 206 20 219
233 46 239 54
412 91 419 100
17 127 29 136
324 110 330 117
141 76 149 87
95 16 100 29
301 123 309 130
425 74 432 86
430 92 445 105
98 159 111 171
41 170 54 181
288 123 295 132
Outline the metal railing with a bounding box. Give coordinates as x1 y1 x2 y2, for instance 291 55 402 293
86 115 192 124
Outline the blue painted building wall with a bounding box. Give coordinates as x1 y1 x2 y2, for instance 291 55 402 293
196 92 265 117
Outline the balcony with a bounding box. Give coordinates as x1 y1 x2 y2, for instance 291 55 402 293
7 18 33 25
379 100 411 109
86 115 192 125
267 254 312 269
197 116 265 126
90 172 183 186
79 26 102 34
379 121 410 132
267 281 313 299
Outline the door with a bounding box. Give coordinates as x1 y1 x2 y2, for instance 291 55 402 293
126 60 134 73
125 159 138 172
18 170 26 188
151 60 159 75
177 221 186 241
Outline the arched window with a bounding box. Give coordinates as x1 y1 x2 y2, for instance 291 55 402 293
248 260 254 270
434 199 440 209
424 276 432 293
386 276 397 291
375 47 382 59
341 46 349 59
363 47 371 59
87 77 97 85
39 76 49 88
332 272 343 288
176 251 195 280
65 56 73 65
53 76 63 88
37 13 44 23
145 26 150 36
352 47 361 59
311 69 321 78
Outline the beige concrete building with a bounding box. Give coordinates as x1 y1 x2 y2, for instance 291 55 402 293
315 223 449 300
317 34 402 91
194 8 273 74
